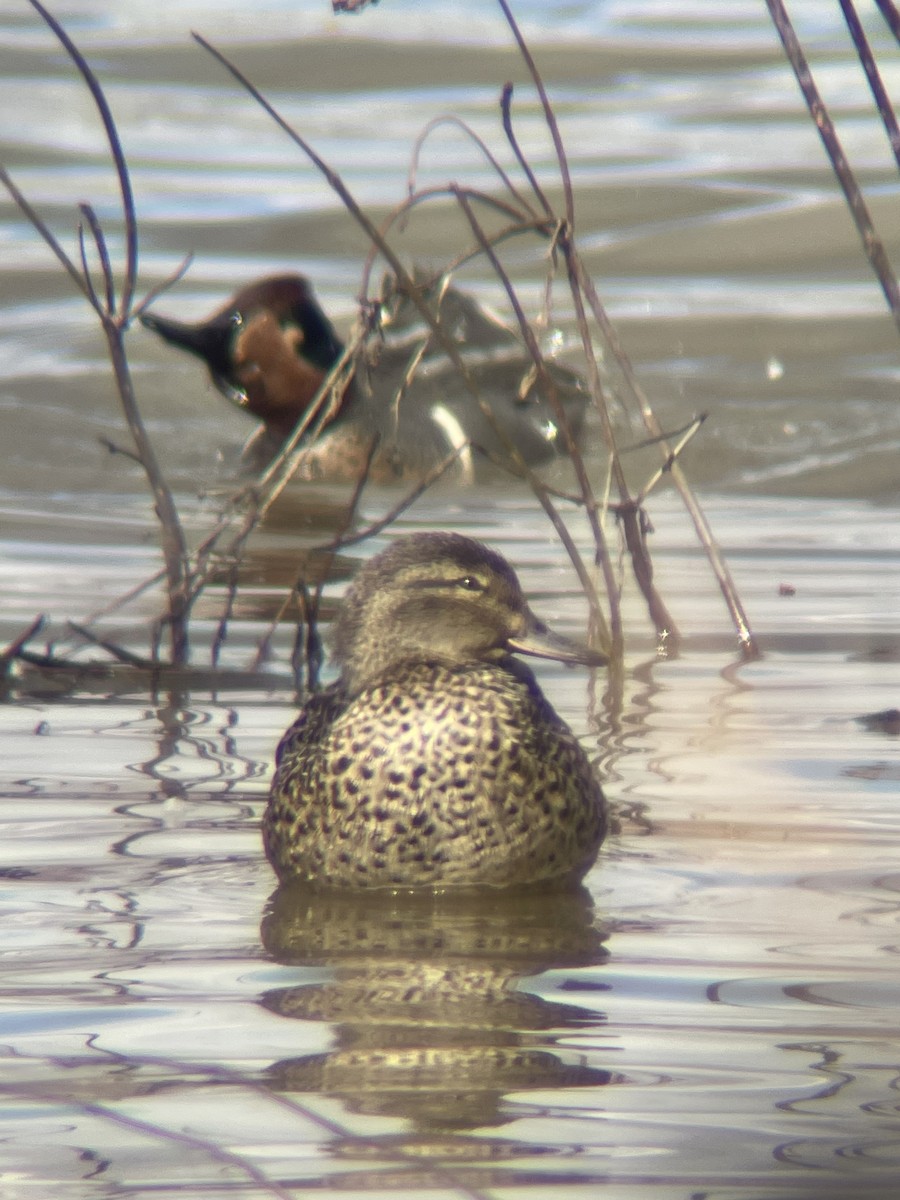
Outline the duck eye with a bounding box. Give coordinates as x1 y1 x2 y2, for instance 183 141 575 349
457 575 484 592
231 311 244 329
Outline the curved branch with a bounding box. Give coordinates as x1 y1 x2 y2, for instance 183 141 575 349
28 0 138 319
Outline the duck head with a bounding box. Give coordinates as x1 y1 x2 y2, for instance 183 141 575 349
332 531 606 695
140 275 345 435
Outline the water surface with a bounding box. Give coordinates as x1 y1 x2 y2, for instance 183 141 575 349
1 2 899 1197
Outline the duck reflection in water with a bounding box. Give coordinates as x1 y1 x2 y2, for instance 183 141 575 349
140 274 590 480
260 884 614 1139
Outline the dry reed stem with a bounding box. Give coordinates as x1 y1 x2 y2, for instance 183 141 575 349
250 434 378 684
1 0 191 663
490 0 762 657
766 0 900 333
407 115 541 220
194 1 764 662
839 0 900 169
875 0 900 41
0 617 46 679
451 187 616 647
493 2 685 653
360 185 550 298
7 0 768 674
570 249 759 658
195 31 618 659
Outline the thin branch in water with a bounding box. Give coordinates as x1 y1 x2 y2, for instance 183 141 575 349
765 0 900 332
571 253 759 658
451 185 613 641
495 0 757 658
255 347 362 521
102 322 191 662
497 0 575 230
332 442 469 552
78 202 116 314
27 0 138 317
0 616 46 670
98 435 143 466
632 413 708 505
500 83 554 221
617 500 678 656
133 253 195 317
210 560 240 672
407 113 540 220
4 3 192 664
360 183 548 301
76 222 105 315
250 434 380 679
291 582 321 692
67 623 156 669
79 566 168 627
623 415 708 456
0 165 89 301
874 0 900 43
839 0 900 171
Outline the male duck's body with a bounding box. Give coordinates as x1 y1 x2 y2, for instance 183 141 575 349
140 274 589 481
264 531 607 889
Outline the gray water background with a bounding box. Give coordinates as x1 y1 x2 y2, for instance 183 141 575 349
1 2 899 1197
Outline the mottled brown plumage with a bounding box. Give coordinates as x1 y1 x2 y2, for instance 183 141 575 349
264 531 607 889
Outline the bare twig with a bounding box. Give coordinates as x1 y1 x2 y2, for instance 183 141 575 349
839 0 900 170
572 248 759 658
500 83 554 221
632 414 708 506
3 1 191 663
0 166 89 299
332 443 470 551
78 202 116 312
496 0 575 230
67 623 156 669
360 183 550 300
766 0 900 332
133 252 195 316
874 0 900 43
495 13 683 654
0 616 46 669
408 113 540 220
452 185 615 645
99 435 143 465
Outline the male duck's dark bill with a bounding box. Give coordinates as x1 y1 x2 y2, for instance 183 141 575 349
140 309 235 380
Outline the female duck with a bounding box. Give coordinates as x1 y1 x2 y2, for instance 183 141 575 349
264 531 607 889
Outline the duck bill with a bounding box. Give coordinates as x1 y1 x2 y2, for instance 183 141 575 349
507 611 607 668
140 310 231 370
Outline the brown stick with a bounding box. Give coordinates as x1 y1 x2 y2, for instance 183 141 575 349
766 0 900 332
839 0 900 171
3 1 191 663
874 0 900 43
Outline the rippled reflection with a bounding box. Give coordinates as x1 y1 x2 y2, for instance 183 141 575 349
260 884 614 1136
2 0 900 1195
